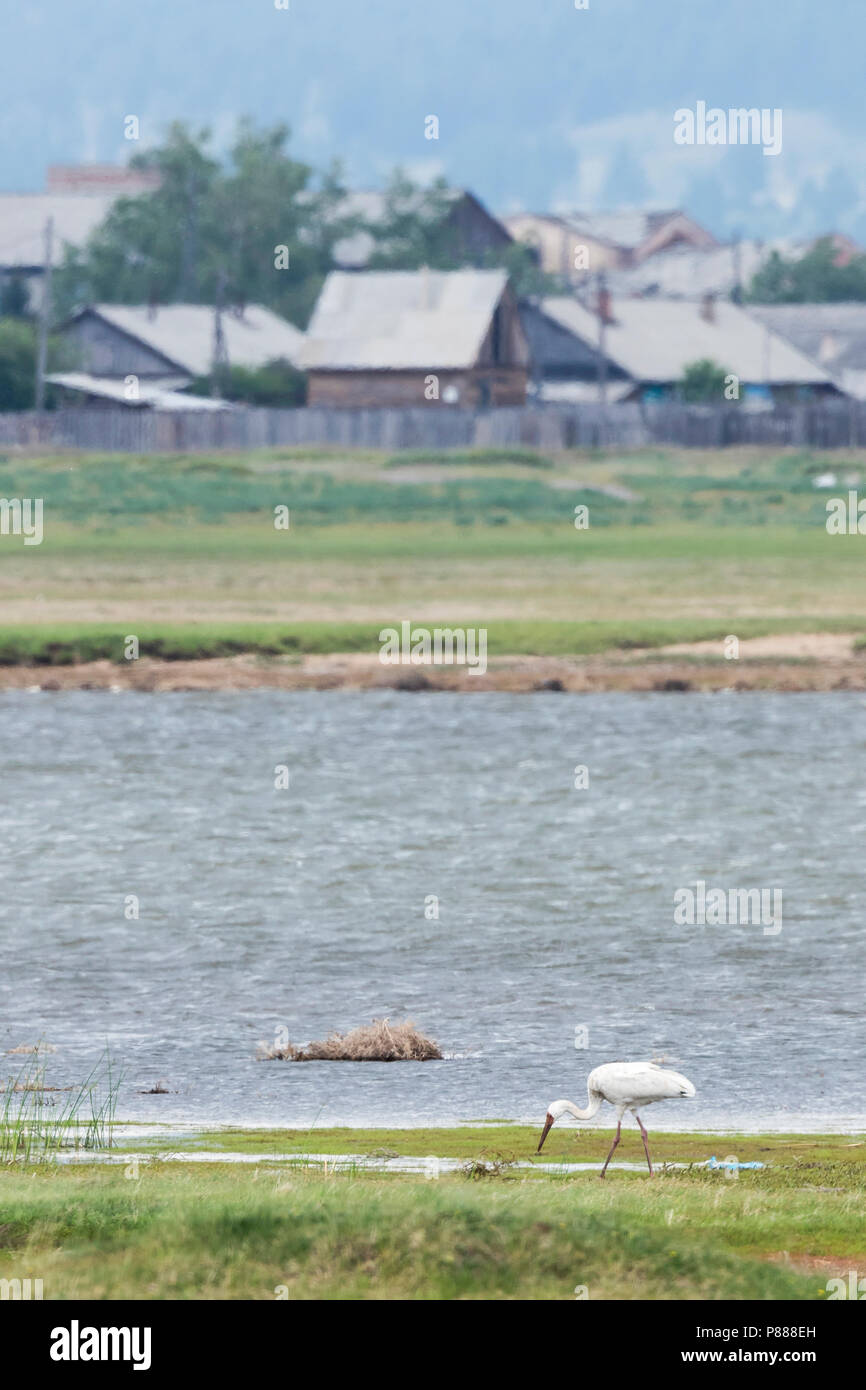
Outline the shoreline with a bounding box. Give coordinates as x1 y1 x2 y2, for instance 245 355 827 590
106 1122 866 1145
3 648 866 692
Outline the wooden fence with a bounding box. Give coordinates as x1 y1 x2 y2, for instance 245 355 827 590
2 401 866 452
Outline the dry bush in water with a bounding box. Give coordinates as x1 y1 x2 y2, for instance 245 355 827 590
257 1018 442 1062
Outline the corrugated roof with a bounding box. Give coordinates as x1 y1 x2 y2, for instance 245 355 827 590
0 194 116 268
563 209 683 249
506 208 690 251
749 303 866 372
299 269 510 370
46 372 233 410
540 296 833 386
79 303 304 375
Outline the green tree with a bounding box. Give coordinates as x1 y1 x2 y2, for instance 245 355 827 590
746 238 866 303
679 358 733 403
366 168 560 295
0 273 31 318
365 171 458 269
187 358 306 406
0 318 71 410
53 121 359 327
50 123 547 332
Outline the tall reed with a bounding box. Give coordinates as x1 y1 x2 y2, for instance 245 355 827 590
0 1047 120 1162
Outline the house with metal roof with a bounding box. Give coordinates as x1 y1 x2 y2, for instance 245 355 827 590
299 268 530 406
0 193 117 316
531 293 840 404
52 302 304 405
504 209 715 284
748 304 866 401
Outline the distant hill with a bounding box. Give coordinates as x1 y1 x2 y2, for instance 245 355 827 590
1 0 864 241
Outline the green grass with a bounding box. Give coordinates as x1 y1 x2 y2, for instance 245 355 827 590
1 614 862 666
0 1151 861 1299
0 444 859 526
2 1123 862 1299
383 447 555 469
2 446 865 647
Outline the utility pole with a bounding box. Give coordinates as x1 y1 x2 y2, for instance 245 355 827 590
211 268 229 399
596 270 609 407
179 169 199 301
731 227 743 304
34 216 54 412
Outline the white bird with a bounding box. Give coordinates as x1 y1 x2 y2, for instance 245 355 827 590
537 1061 696 1177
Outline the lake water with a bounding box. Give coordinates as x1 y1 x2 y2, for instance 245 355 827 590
3 690 864 1133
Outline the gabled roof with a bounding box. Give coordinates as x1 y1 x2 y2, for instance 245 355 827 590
563 209 689 250
748 303 866 372
0 194 116 268
69 303 304 375
299 269 511 370
505 208 714 254
540 296 833 386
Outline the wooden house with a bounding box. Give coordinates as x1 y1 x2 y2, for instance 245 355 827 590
505 209 716 284
300 269 530 407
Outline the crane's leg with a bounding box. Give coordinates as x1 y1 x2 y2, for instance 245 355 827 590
634 1112 654 1176
599 1119 622 1178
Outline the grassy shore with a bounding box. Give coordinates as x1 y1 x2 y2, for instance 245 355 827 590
1 1128 861 1301
1 1126 863 1299
1 448 864 654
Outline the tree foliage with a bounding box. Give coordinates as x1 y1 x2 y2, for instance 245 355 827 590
53 121 361 328
0 274 31 318
0 318 70 410
679 358 732 403
746 238 866 303
187 358 306 407
366 168 558 295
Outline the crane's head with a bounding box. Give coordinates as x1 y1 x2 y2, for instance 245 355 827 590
537 1099 571 1152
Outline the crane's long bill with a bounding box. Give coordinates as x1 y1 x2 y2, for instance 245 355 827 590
537 1114 554 1152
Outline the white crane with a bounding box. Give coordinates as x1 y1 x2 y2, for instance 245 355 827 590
536 1061 696 1177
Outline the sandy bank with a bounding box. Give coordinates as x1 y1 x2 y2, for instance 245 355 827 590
3 639 865 693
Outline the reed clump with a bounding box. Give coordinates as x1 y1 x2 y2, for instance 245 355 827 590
257 1018 442 1062
1 1048 119 1162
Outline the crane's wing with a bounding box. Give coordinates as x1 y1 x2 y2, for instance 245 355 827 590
588 1061 696 1103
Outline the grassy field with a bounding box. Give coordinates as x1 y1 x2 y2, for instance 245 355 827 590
1 1126 863 1299
1 446 864 659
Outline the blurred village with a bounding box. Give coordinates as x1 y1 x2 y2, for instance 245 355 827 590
2 122 866 438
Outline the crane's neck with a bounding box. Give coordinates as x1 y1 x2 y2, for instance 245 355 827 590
564 1090 602 1122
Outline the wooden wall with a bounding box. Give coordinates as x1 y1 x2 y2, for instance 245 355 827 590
61 313 179 378
307 368 529 408
4 401 866 452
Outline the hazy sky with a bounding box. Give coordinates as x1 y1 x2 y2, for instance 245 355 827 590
2 0 864 238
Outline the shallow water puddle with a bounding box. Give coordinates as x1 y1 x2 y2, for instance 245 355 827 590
52 1148 703 1174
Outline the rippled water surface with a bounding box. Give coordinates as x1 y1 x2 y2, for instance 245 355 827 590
3 691 864 1131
